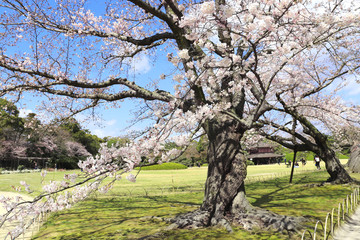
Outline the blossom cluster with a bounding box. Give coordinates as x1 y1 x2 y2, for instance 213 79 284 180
0 0 360 237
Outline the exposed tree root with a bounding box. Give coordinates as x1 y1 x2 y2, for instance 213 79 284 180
230 208 305 232
165 207 306 234
165 209 210 230
325 177 360 185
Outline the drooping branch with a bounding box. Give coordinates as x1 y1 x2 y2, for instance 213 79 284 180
275 93 328 144
0 168 113 229
0 54 174 102
257 118 315 152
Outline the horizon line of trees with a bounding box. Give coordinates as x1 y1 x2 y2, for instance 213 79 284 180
0 98 103 170
1 96 351 170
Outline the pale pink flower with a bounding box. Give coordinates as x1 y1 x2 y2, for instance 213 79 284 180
126 174 136 183
200 2 214 15
178 49 190 60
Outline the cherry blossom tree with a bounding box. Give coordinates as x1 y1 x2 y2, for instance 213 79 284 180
250 0 360 182
259 92 360 183
0 0 360 236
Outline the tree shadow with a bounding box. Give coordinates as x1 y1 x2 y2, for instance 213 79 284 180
246 172 353 221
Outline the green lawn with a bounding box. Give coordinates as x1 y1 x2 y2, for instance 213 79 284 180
0 161 324 196
0 160 356 239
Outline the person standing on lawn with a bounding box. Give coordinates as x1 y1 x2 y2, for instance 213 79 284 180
314 155 321 170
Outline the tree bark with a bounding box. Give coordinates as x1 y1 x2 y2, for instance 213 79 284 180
315 141 353 184
347 144 360 173
201 116 251 225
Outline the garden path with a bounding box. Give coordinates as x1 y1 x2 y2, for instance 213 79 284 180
333 206 360 240
0 192 34 240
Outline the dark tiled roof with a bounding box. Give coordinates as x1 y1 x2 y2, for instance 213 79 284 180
248 142 276 149
247 153 284 159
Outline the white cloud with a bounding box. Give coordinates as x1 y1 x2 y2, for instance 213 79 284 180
338 76 360 104
92 129 106 138
105 119 116 126
91 126 121 138
341 77 360 95
130 55 151 74
76 116 119 138
346 82 360 96
19 108 33 118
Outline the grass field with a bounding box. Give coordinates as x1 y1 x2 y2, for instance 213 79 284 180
1 160 357 239
0 161 331 195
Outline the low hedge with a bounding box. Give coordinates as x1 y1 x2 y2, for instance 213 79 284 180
135 162 188 170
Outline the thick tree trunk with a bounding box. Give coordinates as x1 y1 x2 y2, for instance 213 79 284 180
316 144 353 184
201 117 250 225
167 117 250 230
167 116 305 232
348 144 360 173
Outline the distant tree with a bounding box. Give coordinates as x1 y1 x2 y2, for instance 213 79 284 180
105 136 130 148
0 98 24 141
46 126 90 168
0 99 25 168
74 131 102 155
60 118 102 155
23 113 42 143
196 135 208 164
22 114 58 159
164 141 179 151
0 102 93 169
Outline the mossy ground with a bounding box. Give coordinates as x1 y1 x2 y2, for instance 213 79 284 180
1 161 357 239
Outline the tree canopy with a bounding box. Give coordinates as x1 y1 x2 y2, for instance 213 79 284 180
0 0 360 237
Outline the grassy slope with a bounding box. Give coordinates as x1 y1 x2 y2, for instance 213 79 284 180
0 160 357 239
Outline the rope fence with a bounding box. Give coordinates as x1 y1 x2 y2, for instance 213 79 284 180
301 187 360 240
245 168 319 184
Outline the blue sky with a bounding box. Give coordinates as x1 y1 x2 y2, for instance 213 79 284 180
340 78 360 103
12 0 360 138
17 51 176 138
11 0 178 138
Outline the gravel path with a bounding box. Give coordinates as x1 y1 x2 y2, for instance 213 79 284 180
334 206 360 240
0 192 35 240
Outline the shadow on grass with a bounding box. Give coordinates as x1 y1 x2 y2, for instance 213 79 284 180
143 195 202 207
247 171 354 220
34 194 202 239
33 171 354 240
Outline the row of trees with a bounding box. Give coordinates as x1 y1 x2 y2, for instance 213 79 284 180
0 98 102 169
1 95 211 170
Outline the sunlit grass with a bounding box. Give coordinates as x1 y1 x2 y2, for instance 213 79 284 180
0 159 355 239
31 170 358 240
0 160 329 196
0 170 79 196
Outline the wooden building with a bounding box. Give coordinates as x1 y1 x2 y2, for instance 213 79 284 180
247 142 284 165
